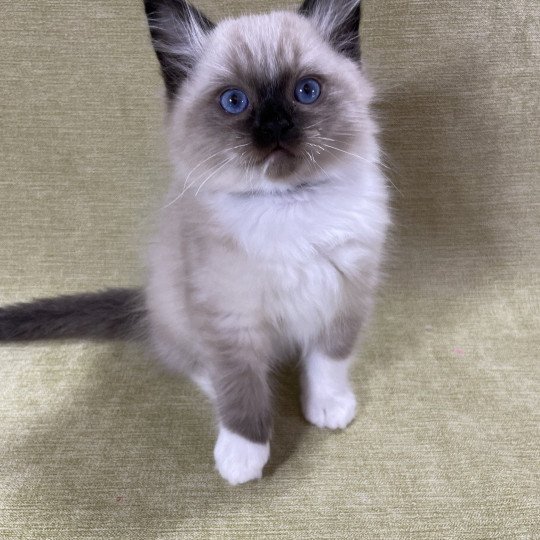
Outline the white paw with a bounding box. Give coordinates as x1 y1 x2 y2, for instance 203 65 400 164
302 389 357 430
214 426 270 485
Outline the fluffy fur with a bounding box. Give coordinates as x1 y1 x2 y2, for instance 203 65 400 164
0 289 143 341
0 0 391 484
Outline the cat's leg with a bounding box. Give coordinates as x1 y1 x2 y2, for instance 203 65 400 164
211 359 272 485
301 314 361 430
190 371 216 400
301 351 357 429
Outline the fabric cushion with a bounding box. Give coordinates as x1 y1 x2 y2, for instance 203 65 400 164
0 1 538 537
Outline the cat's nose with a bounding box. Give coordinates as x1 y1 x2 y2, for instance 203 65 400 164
253 99 297 147
260 118 294 143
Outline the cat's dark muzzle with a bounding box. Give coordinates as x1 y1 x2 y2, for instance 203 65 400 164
252 96 301 149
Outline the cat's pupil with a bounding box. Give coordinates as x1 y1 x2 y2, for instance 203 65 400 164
220 89 249 114
294 78 321 105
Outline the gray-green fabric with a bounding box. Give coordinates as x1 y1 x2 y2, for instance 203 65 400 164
0 0 538 538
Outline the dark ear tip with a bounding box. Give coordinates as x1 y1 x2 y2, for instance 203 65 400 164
143 0 160 18
143 0 215 101
299 0 362 15
298 0 362 61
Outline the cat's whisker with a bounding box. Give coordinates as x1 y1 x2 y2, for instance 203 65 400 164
304 119 325 130
302 146 335 185
195 156 236 196
164 155 234 209
163 186 189 209
304 149 315 163
319 143 376 165
166 143 252 207
184 143 250 186
244 155 256 195
317 143 403 197
314 136 339 143
306 142 326 155
311 156 333 183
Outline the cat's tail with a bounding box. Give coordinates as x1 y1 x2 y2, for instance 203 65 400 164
0 288 146 342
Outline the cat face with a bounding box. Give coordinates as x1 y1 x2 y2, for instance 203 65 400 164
145 0 373 194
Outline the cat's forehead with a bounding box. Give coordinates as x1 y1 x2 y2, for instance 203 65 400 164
207 12 326 83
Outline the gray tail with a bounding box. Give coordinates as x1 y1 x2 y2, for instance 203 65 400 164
0 288 145 342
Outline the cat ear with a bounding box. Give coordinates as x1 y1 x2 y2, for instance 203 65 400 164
298 0 361 60
144 0 215 100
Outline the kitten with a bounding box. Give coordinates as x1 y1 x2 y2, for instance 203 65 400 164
0 0 390 484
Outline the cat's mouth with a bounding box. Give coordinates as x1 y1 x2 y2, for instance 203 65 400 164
254 142 298 175
247 141 300 181
262 144 296 162
258 144 300 179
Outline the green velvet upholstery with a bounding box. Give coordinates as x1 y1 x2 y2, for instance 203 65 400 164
1 1 538 537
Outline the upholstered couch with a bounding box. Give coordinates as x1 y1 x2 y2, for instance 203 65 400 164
1 1 538 537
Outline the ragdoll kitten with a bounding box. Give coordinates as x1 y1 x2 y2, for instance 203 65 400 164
0 0 390 484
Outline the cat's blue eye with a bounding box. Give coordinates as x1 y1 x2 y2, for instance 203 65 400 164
220 89 249 114
294 78 321 105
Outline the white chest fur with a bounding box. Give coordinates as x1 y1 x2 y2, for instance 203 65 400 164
206 166 390 344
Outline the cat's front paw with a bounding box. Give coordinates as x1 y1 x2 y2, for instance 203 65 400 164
214 426 270 485
302 389 357 430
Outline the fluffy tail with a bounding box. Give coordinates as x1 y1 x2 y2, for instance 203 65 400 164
0 288 145 342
